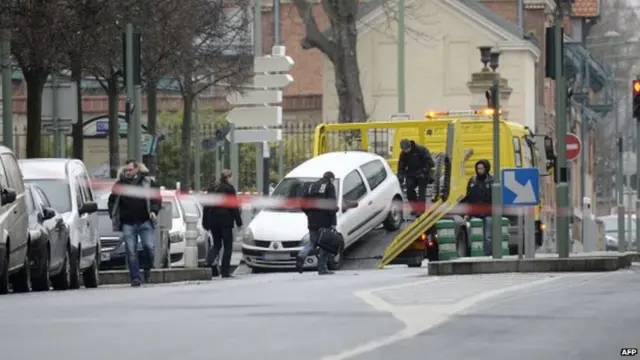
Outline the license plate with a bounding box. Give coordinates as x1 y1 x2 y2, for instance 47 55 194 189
263 253 290 261
101 252 111 262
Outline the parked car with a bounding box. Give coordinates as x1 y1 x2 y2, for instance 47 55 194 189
241 151 404 272
95 180 171 270
165 190 211 267
600 214 637 251
0 146 29 294
19 159 100 289
24 184 70 291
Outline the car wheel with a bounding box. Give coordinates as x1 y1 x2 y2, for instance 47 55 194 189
328 241 344 270
0 248 9 294
82 251 100 288
69 247 81 290
383 197 404 231
51 246 71 290
11 252 31 293
32 245 51 292
250 266 266 274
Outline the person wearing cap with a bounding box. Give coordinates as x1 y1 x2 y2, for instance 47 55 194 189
296 171 339 275
461 159 493 255
397 138 435 215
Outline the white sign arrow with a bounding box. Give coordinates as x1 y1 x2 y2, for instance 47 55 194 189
254 74 294 88
504 170 536 204
227 89 283 105
254 56 294 73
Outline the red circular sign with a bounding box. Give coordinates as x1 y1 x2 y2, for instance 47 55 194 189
566 133 581 161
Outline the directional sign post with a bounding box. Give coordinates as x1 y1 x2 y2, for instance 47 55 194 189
502 168 540 259
226 45 294 194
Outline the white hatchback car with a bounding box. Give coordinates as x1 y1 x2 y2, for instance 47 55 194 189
241 151 404 272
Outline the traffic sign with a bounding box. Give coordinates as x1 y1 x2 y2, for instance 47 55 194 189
502 168 540 206
254 56 294 73
390 113 411 121
42 81 79 123
565 133 581 161
227 129 282 143
227 89 283 105
227 106 282 127
254 74 294 88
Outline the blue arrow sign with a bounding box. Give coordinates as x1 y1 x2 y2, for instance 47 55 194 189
501 168 540 206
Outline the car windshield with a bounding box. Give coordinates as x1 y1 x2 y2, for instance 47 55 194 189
24 179 72 213
180 196 201 217
25 188 34 213
602 218 636 233
94 188 111 211
268 177 340 212
163 198 180 218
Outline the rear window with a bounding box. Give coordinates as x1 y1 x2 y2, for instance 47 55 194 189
269 177 340 212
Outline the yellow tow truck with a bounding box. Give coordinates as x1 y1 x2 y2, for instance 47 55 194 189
312 109 557 267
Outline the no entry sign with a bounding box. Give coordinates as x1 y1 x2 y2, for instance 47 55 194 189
566 133 581 161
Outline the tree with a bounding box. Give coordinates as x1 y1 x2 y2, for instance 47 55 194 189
169 0 253 187
5 0 72 157
293 0 367 123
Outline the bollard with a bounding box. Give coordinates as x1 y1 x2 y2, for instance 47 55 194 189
183 214 199 268
469 218 484 256
436 219 457 260
153 201 173 268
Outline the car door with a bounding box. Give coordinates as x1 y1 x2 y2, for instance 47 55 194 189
80 173 98 257
339 169 370 245
0 153 27 270
359 160 390 224
35 187 65 269
71 174 90 266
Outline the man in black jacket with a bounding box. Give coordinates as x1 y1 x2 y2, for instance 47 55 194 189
397 138 435 215
296 171 339 275
462 159 493 255
108 160 162 287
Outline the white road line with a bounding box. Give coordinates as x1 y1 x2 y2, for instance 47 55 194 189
323 275 563 360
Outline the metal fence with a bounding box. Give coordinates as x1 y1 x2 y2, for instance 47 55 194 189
10 122 318 192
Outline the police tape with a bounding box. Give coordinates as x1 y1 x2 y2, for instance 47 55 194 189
90 180 569 217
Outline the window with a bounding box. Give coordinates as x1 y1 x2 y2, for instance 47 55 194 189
180 196 202 217
512 137 523 167
0 160 8 189
342 170 367 201
25 187 35 213
1 154 23 192
75 180 84 209
94 188 110 211
35 188 51 208
169 198 180 219
81 175 94 201
269 177 340 213
522 137 535 167
24 179 72 213
360 160 387 191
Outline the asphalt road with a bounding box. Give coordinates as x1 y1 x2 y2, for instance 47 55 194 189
1 266 638 360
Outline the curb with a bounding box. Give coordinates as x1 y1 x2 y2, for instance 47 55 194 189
427 252 639 276
99 268 212 285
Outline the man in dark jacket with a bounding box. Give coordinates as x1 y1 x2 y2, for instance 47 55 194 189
462 159 493 255
397 138 435 215
296 171 339 275
202 169 242 278
107 160 162 287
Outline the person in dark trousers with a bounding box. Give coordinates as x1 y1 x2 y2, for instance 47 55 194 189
462 159 493 256
108 160 162 287
296 171 339 275
202 169 243 278
397 138 435 215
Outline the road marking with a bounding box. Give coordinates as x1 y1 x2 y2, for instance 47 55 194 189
323 275 562 360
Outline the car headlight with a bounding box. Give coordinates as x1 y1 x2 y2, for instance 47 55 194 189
301 233 310 246
243 228 255 245
169 231 184 244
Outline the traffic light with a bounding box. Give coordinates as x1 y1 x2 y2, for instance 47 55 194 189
633 79 640 118
486 85 498 109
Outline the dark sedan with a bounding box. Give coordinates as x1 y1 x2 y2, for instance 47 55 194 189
25 184 70 291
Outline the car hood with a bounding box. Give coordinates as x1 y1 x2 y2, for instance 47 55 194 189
248 210 309 241
98 211 120 238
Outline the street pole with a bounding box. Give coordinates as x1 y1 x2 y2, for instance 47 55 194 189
274 0 284 181
51 73 62 158
491 75 502 259
133 84 142 163
636 75 640 249
1 32 13 150
554 9 570 258
194 97 201 191
397 0 405 113
125 24 135 160
615 82 626 252
229 123 239 190
254 0 263 193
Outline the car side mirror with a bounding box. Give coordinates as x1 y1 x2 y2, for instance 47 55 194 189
42 207 56 221
1 188 16 205
79 202 98 215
